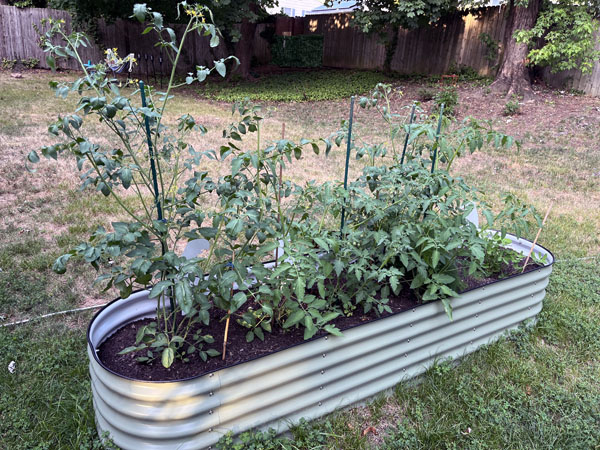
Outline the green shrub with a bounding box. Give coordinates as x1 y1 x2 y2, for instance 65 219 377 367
503 95 521 116
22 57 39 69
271 34 323 68
1 58 17 70
434 86 459 116
417 87 436 102
448 63 482 81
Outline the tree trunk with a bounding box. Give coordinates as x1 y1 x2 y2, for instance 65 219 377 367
383 27 399 75
234 17 257 79
491 0 541 99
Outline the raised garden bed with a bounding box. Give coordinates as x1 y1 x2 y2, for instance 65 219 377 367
88 235 553 450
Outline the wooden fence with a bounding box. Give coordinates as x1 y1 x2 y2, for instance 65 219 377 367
0 5 234 77
303 8 506 76
2 4 600 95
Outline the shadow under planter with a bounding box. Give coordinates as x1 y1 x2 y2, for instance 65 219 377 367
87 234 554 450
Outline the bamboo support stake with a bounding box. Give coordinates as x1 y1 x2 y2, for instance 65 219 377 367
521 202 553 273
222 253 235 360
222 313 230 361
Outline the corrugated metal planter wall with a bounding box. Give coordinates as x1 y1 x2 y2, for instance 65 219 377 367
87 235 554 450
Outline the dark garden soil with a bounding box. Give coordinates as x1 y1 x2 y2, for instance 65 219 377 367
97 258 542 381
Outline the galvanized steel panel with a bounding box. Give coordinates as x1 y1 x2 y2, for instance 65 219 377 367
88 236 554 450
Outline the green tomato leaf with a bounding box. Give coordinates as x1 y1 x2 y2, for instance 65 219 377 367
120 168 132 189
27 150 40 163
295 277 305 303
431 249 440 268
283 310 304 328
231 291 247 313
149 280 173 299
254 327 264 341
52 253 72 274
132 4 147 22
214 60 226 77
161 347 174 368
441 298 453 320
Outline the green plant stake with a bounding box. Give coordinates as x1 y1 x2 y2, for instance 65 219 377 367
340 96 355 236
139 80 163 221
431 103 444 173
139 80 174 312
400 103 417 165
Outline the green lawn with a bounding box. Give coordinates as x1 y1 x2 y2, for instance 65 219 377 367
0 69 599 449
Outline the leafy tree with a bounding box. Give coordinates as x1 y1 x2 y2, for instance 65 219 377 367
48 0 278 77
352 0 600 97
4 0 48 6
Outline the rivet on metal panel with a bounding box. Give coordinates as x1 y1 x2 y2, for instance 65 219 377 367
473 328 476 332
412 308 416 313
528 306 531 310
209 373 214 378
209 392 213 397
320 386 323 390
403 368 406 372
478 300 482 304
321 370 325 375
208 428 213 432
410 323 413 327
407 339 410 343
325 336 328 340
470 341 473 345
209 410 213 415
531 294 534 298
318 402 322 406
322 353 326 358
404 353 408 358
475 314 479 318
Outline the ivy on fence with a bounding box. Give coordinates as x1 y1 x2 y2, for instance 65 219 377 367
271 35 323 68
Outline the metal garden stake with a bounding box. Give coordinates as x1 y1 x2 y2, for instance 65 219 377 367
139 81 174 312
139 80 162 221
340 96 355 236
400 103 417 165
431 103 445 173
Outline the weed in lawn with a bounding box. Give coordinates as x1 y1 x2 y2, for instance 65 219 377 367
503 95 522 116
434 86 459 116
201 70 390 102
